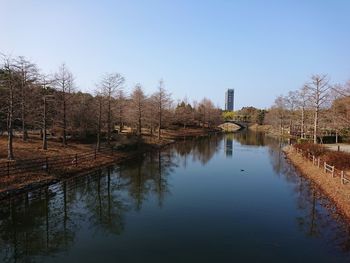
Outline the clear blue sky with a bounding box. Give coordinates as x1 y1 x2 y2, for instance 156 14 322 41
2 0 350 109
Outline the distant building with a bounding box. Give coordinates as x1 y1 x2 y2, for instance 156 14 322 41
224 136 233 157
225 89 234 111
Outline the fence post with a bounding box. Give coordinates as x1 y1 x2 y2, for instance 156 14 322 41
312 156 315 165
317 158 320 168
75 154 78 166
324 162 326 173
331 166 334 178
341 171 344 184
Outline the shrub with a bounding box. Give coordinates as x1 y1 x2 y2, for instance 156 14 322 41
297 138 310 144
294 143 326 157
323 151 350 170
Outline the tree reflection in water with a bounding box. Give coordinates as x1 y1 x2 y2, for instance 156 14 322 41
0 183 77 263
1 132 350 262
0 147 180 262
118 149 176 210
263 133 350 254
174 135 222 165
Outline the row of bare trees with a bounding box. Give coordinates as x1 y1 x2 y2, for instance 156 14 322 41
265 74 350 143
0 54 222 159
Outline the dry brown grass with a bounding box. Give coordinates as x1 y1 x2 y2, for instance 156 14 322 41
248 124 272 132
294 142 350 170
0 136 94 162
0 134 174 196
162 127 219 138
323 152 350 170
285 145 350 222
294 142 326 157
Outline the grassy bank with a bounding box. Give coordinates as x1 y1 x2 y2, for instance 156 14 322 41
0 136 172 198
284 145 350 222
248 124 272 133
0 127 219 198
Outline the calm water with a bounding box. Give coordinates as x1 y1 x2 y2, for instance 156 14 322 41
1 132 350 263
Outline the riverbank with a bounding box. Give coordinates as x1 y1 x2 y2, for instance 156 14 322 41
0 127 220 199
283 145 350 222
248 123 272 132
162 127 222 138
0 136 174 199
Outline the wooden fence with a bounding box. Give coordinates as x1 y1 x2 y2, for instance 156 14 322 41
0 147 115 177
293 146 350 185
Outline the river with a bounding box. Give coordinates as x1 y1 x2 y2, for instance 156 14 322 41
0 132 350 262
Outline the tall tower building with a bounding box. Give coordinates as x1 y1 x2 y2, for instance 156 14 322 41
225 89 234 111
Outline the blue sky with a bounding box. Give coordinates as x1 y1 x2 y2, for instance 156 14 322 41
1 0 350 109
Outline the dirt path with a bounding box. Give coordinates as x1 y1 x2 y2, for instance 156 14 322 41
324 143 350 153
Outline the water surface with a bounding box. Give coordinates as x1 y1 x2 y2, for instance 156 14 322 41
1 132 350 262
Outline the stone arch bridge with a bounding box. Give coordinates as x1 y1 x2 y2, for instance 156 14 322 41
218 121 249 132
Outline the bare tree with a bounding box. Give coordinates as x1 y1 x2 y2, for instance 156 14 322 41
42 94 54 150
97 73 124 145
331 82 350 97
328 87 349 143
332 95 350 127
115 89 127 132
95 94 104 151
1 55 16 159
145 95 158 136
297 85 309 139
14 56 38 141
54 63 74 145
198 98 220 128
129 84 146 136
37 75 55 149
285 90 299 135
175 99 194 128
305 75 330 144
274 95 288 136
153 80 172 140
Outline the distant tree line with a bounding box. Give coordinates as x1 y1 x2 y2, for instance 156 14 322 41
0 53 222 159
265 74 350 143
222 107 266 125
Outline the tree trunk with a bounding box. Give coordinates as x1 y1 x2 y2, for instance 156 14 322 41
43 97 48 150
97 99 102 151
22 102 28 141
280 116 283 136
158 126 161 140
107 98 111 145
119 114 123 133
8 122 14 160
138 109 141 136
158 107 162 140
21 84 28 141
301 106 305 139
313 106 318 144
7 85 14 160
336 130 338 144
63 97 67 145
